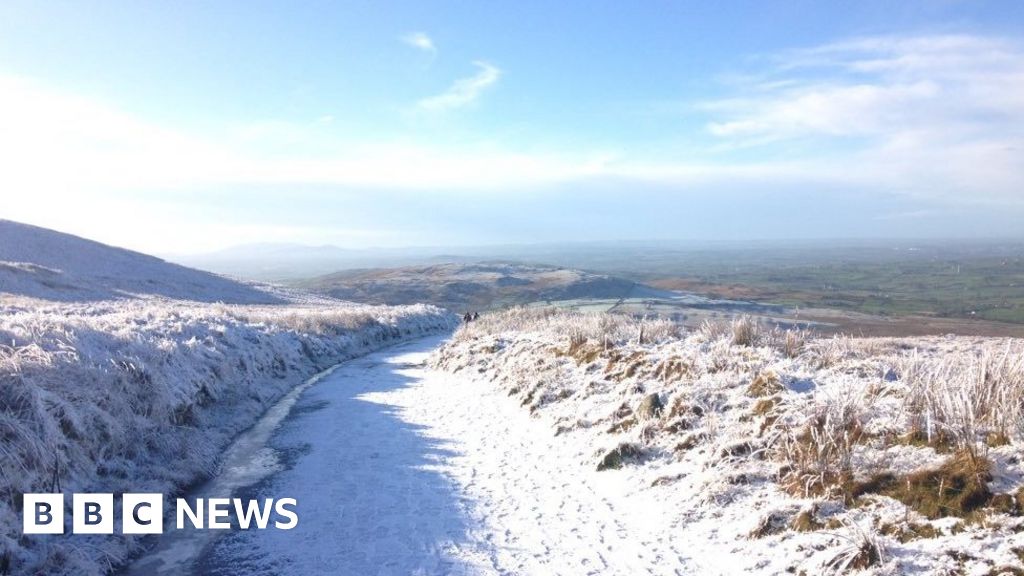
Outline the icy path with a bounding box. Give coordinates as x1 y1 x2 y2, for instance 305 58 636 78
195 335 700 575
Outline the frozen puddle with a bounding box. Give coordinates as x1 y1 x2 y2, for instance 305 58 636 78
134 334 701 575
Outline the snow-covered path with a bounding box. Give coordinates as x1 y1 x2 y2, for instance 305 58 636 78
195 335 700 575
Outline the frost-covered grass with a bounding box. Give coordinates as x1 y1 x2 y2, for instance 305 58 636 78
458 306 682 347
0 298 455 575
434 309 1024 575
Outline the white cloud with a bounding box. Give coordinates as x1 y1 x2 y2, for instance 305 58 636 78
401 32 436 54
707 34 1024 141
417 61 501 111
706 81 940 139
0 74 605 196
3 33 1023 253
701 33 1024 205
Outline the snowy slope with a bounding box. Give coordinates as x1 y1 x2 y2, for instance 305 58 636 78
0 220 461 574
433 309 1024 575
0 219 284 303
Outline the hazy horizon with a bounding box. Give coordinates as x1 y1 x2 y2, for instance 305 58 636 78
3 1 1023 255
175 234 1024 257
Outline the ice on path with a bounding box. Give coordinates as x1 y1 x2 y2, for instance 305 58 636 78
192 336 707 575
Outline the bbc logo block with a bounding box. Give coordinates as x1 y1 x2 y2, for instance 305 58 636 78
72 493 113 534
23 493 297 534
122 493 163 534
23 494 64 535
23 493 163 535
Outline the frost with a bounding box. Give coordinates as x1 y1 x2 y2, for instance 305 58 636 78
432 308 1024 575
0 297 455 575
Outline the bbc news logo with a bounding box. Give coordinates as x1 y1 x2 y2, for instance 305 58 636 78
23 494 298 534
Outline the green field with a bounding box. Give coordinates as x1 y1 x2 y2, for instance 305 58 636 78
533 241 1024 325
673 258 1024 324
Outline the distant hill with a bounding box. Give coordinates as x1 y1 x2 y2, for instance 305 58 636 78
0 219 285 303
294 262 650 312
171 243 488 281
171 243 364 281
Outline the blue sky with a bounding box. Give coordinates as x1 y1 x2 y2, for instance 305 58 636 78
1 1 1023 253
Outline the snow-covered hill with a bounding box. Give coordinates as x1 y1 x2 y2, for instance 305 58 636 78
433 309 1024 575
0 220 459 574
0 219 286 303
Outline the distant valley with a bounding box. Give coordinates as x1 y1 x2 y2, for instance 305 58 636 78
291 262 646 313
181 239 1024 337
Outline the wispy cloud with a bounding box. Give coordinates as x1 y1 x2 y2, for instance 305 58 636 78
701 34 1024 204
705 81 940 139
401 31 436 54
707 34 1024 140
4 33 1024 253
417 61 501 111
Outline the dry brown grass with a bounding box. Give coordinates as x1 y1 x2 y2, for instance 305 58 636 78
652 355 691 382
849 450 996 520
775 394 866 498
752 398 780 417
747 370 783 397
790 508 823 532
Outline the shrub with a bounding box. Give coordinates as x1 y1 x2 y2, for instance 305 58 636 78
455 307 681 348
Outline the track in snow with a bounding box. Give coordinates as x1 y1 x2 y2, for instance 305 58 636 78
191 335 698 575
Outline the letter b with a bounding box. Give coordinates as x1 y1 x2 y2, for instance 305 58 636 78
23 494 64 534
74 494 113 534
37 502 52 525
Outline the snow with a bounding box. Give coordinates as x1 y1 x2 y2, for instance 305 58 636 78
0 298 456 575
0 218 462 574
5 218 1024 575
188 336 704 575
11 297 1024 574
0 219 290 303
422 309 1024 575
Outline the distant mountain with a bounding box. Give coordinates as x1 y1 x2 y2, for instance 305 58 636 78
171 243 471 281
294 262 648 312
0 219 285 304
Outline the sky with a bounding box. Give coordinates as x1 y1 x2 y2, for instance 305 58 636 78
1 1 1023 254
